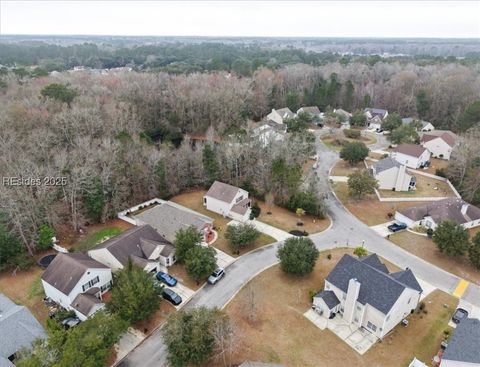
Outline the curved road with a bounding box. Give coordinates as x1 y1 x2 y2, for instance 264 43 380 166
119 130 479 367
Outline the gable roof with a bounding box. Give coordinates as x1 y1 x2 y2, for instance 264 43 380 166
394 144 428 158
205 181 243 203
314 290 340 309
0 294 46 359
373 158 402 174
334 108 352 118
421 130 457 147
365 108 388 118
402 118 433 130
41 253 108 295
326 254 422 314
442 318 480 364
92 224 174 265
70 290 102 317
398 198 480 225
275 107 295 119
390 269 423 292
298 106 321 115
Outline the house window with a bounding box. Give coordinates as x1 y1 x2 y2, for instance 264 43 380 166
203 198 207 204
354 317 358 323
82 276 100 292
91 276 99 286
100 281 112 292
367 321 377 332
408 298 411 304
356 305 361 311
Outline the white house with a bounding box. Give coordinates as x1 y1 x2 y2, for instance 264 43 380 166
297 106 323 122
367 115 384 132
267 108 295 125
392 144 431 169
253 122 286 147
204 181 252 222
333 108 352 123
402 118 435 132
441 318 480 367
420 130 457 160
313 254 422 340
372 158 416 192
89 224 176 272
364 108 389 120
41 253 113 321
395 198 480 230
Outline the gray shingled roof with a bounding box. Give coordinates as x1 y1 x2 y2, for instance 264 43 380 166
373 158 402 174
360 254 389 273
93 224 174 265
299 106 321 115
134 203 213 243
0 294 46 360
41 253 108 295
314 290 340 309
398 198 480 225
390 269 423 292
205 181 242 203
365 108 388 118
275 107 295 119
395 144 428 158
443 318 480 364
70 291 102 317
326 254 422 314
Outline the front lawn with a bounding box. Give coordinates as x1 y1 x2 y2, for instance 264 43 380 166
389 231 480 284
222 248 457 367
330 160 365 176
378 173 456 198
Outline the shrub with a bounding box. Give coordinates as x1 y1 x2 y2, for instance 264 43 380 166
343 129 361 139
426 228 434 238
435 168 447 178
353 246 368 257
37 225 55 251
340 141 369 165
326 253 332 260
250 203 261 219
225 223 260 254
277 237 319 276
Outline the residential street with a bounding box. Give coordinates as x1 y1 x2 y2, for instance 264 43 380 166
118 130 479 367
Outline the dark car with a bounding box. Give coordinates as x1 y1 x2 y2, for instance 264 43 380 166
162 288 182 306
387 222 407 232
452 308 469 324
156 271 178 287
208 268 225 285
61 317 81 329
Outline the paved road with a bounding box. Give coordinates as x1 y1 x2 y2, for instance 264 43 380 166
119 130 479 367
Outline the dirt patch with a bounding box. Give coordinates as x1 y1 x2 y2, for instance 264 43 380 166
333 182 427 226
422 158 449 175
390 231 480 285
330 160 366 176
221 248 456 367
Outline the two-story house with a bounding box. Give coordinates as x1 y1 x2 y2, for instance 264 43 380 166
420 130 457 160
392 144 431 169
313 254 423 339
372 158 416 192
204 181 252 222
267 108 296 125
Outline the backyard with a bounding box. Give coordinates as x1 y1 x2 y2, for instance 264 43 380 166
389 231 480 285
222 248 457 367
378 171 456 198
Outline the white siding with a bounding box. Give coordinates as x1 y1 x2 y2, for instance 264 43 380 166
267 110 283 124
382 288 420 338
88 248 124 271
422 138 453 160
394 212 416 227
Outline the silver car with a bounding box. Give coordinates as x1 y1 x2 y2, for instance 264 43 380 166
208 268 225 285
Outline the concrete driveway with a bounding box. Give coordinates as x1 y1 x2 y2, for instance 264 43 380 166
369 221 395 237
213 247 235 269
165 283 195 310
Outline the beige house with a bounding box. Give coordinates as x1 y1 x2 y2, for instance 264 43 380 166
267 107 295 125
420 130 457 160
372 158 416 192
313 254 422 339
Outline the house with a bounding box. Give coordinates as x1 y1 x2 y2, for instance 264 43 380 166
420 130 457 160
395 198 480 230
365 108 389 120
392 144 431 169
297 106 323 122
402 118 435 132
441 318 480 367
89 224 176 272
132 201 214 243
0 294 46 366
372 158 416 191
41 253 113 321
204 181 252 222
253 122 286 147
312 254 422 339
367 115 384 132
333 108 352 122
267 108 295 125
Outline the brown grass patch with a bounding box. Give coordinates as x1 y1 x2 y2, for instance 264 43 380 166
133 301 176 335
423 158 449 175
321 131 377 151
378 172 455 198
330 160 366 176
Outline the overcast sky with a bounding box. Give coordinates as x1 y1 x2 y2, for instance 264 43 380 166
1 1 479 38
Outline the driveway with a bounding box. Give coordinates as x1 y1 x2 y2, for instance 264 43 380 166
233 219 293 242
214 247 236 269
165 283 195 310
369 221 395 237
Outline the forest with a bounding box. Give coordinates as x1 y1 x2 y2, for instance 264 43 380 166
0 51 480 269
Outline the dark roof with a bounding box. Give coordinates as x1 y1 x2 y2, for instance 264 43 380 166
390 269 423 292
365 108 388 118
314 290 340 309
395 144 428 158
299 106 321 115
70 292 102 317
205 181 242 203
0 294 46 359
373 158 402 174
92 225 174 266
326 254 422 314
443 318 480 364
398 198 480 225
421 130 457 147
41 253 108 295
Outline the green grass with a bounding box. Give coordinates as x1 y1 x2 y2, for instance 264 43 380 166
27 275 44 300
74 227 123 252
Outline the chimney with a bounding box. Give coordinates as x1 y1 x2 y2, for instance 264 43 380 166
461 203 469 215
343 278 361 324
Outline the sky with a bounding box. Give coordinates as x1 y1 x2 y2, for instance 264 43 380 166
1 1 479 38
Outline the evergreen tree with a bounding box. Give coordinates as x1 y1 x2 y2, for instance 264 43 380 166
416 89 431 118
433 221 470 257
347 170 379 199
185 246 217 284
37 225 55 251
469 232 480 269
83 176 105 223
202 144 220 187
174 226 203 262
340 142 369 165
277 237 319 276
343 80 355 111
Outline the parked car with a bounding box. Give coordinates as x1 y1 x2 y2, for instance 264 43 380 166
452 308 469 324
162 288 182 306
156 271 178 287
208 268 225 285
61 317 81 329
387 222 407 232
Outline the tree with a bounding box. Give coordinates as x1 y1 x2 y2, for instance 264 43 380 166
202 144 220 187
107 259 162 323
382 113 402 131
225 223 260 254
40 83 76 105
270 158 302 201
353 246 368 257
277 237 319 276
416 89 431 118
349 113 367 127
390 124 419 145
285 91 300 112
432 221 470 257
83 176 105 223
343 80 355 111
174 225 203 262
347 170 379 199
162 307 220 367
154 161 169 198
459 100 480 132
185 245 217 284
469 232 480 269
37 225 55 251
340 141 369 165
0 217 32 271
286 191 325 218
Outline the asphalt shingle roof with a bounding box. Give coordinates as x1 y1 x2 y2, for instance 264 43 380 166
205 181 242 203
420 130 457 147
365 108 388 118
0 294 46 360
314 290 340 309
325 254 422 314
442 318 480 364
394 144 428 158
373 158 402 174
299 106 321 115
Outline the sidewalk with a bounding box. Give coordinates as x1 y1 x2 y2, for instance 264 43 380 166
228 219 292 242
